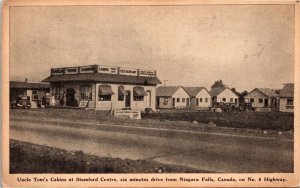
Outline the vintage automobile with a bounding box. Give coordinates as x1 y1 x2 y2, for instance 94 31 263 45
11 97 31 109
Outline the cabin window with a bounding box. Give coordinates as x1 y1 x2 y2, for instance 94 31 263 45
200 98 203 102
259 98 263 103
230 98 233 103
205 98 208 103
250 98 254 103
196 98 199 106
287 98 294 105
182 98 185 103
80 85 92 100
222 98 226 102
177 98 180 102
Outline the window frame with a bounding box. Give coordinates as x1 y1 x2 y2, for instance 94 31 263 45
80 85 92 100
287 98 294 106
99 95 112 101
133 96 144 101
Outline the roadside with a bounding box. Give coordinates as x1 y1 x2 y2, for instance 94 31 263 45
10 109 294 140
10 139 206 173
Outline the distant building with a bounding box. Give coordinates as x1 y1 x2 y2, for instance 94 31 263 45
10 80 50 108
183 87 212 110
42 65 161 111
156 86 190 109
209 87 239 107
244 88 278 111
278 83 294 112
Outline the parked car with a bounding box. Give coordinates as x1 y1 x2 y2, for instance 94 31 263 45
11 97 31 109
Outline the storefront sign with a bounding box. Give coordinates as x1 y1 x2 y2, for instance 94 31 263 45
65 67 79 74
97 65 118 74
139 69 155 77
79 66 95 73
51 68 64 75
119 68 138 76
114 110 141 119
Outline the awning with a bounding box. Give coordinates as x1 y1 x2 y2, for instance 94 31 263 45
99 85 114 95
133 86 147 96
118 85 128 96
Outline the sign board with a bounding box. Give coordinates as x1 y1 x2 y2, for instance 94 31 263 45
78 100 89 108
139 69 155 77
114 110 141 119
65 67 79 75
119 68 138 76
97 65 118 74
51 68 64 75
79 66 95 73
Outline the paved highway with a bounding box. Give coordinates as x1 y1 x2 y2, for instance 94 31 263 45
10 118 293 173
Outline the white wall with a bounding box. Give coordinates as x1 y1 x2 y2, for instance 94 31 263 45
217 88 239 106
279 98 294 112
172 87 190 108
245 90 268 108
195 89 212 108
95 83 156 111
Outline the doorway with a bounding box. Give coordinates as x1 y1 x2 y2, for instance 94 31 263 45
264 98 269 107
125 90 131 108
66 88 76 106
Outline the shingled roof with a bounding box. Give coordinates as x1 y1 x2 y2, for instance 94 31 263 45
256 88 278 98
10 81 50 90
209 87 227 97
156 86 182 97
42 73 162 85
183 87 206 97
279 83 294 97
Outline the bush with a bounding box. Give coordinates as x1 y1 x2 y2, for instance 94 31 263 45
142 112 294 131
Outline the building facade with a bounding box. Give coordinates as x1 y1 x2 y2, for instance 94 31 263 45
278 83 294 112
210 87 239 107
184 87 212 110
42 65 161 111
10 81 50 108
156 86 190 109
244 88 278 111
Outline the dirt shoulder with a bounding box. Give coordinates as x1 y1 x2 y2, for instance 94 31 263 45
10 108 294 140
10 139 207 173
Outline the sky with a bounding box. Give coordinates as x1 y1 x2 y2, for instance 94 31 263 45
9 5 294 92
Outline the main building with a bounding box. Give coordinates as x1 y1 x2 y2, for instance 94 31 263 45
42 65 162 111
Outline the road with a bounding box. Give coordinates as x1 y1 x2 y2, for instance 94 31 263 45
10 117 293 173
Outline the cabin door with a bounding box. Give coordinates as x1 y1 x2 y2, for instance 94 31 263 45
264 99 269 107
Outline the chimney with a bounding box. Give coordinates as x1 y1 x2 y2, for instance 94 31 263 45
25 78 28 83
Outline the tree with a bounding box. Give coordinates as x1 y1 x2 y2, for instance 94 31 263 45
211 80 225 89
274 89 281 95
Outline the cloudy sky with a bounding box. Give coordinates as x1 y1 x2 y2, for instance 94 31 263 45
10 5 294 91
